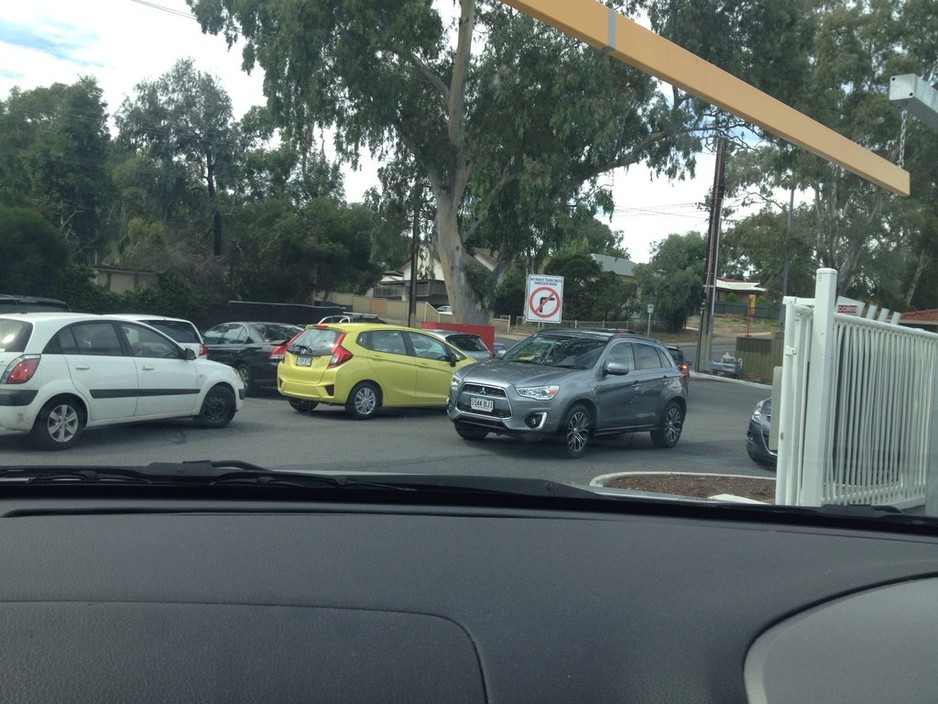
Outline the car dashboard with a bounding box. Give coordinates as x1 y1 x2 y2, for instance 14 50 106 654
1 486 937 703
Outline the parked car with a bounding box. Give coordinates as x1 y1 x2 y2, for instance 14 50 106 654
423 329 494 362
318 313 388 324
278 323 476 418
0 294 70 314
102 314 207 358
747 397 777 468
448 328 687 458
0 312 244 450
436 305 452 315
203 321 303 394
665 344 690 392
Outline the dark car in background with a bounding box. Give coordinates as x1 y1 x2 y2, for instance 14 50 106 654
746 397 777 468
203 321 303 394
448 328 687 458
665 344 690 393
0 294 70 314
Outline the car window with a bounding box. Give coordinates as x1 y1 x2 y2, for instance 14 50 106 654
366 330 408 356
406 332 450 360
605 342 635 370
143 320 200 344
505 335 606 369
119 323 180 358
656 347 675 368
67 322 124 356
447 334 488 353
634 343 665 370
0 320 32 353
205 324 247 345
260 324 294 342
291 328 341 355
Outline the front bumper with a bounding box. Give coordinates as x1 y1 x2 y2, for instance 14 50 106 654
746 419 777 467
447 383 561 436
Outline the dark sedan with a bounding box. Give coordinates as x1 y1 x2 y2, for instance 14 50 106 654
203 321 302 395
746 397 777 468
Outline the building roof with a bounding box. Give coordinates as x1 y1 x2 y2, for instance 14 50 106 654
716 278 766 294
900 309 938 324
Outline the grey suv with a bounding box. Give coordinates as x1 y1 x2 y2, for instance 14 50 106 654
447 329 687 458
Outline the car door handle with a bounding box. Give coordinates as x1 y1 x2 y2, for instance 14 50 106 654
74 364 90 370
141 365 155 371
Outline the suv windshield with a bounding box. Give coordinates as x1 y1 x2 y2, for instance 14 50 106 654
503 334 607 370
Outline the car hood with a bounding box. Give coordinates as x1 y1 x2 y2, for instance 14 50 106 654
458 361 585 387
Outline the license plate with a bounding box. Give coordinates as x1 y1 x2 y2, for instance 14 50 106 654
296 357 312 367
470 396 494 413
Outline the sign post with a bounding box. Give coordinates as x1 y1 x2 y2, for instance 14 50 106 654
525 275 564 324
646 303 654 337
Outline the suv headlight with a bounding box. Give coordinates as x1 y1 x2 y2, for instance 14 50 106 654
516 385 559 400
752 400 764 421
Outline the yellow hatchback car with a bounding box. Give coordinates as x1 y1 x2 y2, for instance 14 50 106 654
278 323 478 419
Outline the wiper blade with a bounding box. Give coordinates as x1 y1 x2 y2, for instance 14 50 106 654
0 462 399 490
0 463 599 501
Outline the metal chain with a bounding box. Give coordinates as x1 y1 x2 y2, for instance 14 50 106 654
898 108 908 168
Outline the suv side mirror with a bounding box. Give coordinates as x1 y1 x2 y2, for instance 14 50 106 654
603 361 630 376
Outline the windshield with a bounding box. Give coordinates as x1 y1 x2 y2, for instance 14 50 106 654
1 0 937 523
503 334 607 369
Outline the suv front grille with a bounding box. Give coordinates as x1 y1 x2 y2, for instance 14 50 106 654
461 383 507 398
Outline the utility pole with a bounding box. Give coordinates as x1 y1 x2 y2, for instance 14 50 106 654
407 188 420 328
695 137 727 373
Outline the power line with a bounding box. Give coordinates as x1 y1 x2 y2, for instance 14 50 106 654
129 0 197 22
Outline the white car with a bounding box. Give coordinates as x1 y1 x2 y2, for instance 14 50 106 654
101 314 207 358
0 312 245 450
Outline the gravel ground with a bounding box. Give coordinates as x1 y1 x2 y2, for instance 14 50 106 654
603 473 776 503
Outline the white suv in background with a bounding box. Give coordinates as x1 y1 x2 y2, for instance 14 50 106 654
102 314 207 358
0 313 244 450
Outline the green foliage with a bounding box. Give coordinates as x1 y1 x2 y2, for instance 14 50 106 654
115 59 238 257
720 205 817 303
228 197 383 303
50 264 120 313
186 0 716 321
719 0 938 303
0 206 71 294
545 253 637 321
634 232 708 331
117 272 209 322
0 79 113 261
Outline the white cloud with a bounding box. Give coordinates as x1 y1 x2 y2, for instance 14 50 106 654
1 0 735 263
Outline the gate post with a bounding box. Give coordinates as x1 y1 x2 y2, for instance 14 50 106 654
800 269 838 506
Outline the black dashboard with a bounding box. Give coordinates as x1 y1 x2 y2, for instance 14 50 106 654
1 488 937 703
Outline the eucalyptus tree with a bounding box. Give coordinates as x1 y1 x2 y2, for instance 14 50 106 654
0 79 113 262
633 232 708 332
115 59 239 257
708 0 938 301
187 0 739 322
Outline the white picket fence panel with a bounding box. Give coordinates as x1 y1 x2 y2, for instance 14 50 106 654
776 269 938 509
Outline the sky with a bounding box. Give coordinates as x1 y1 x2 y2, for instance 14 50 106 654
0 0 732 264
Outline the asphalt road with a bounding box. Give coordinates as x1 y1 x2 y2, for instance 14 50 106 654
0 373 773 488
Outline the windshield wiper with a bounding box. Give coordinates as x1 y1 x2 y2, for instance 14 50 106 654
0 462 367 489
0 462 599 500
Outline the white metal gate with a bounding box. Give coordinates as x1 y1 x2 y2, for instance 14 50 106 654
776 269 938 509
